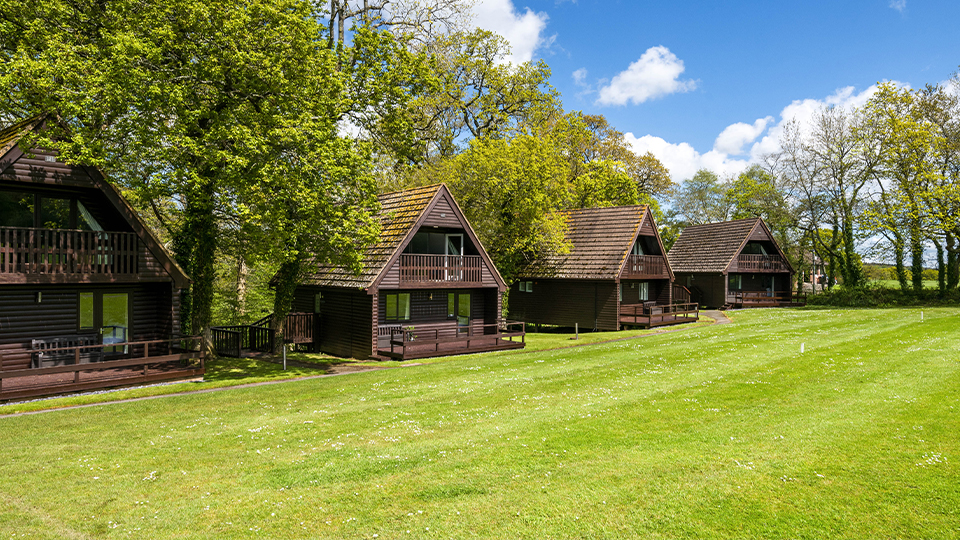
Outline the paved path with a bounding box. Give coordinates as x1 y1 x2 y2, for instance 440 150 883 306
2 312 732 418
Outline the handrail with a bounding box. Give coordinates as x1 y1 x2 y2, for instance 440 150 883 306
0 226 139 275
398 254 483 283
623 254 668 278
383 320 526 357
735 254 789 272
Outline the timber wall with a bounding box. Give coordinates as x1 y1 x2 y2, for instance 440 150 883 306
0 283 177 371
508 279 619 331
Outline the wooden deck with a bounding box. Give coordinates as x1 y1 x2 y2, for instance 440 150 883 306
619 302 700 328
378 321 526 360
0 337 204 401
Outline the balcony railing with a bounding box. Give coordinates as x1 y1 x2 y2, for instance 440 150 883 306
398 254 483 284
735 254 789 272
0 227 139 276
623 254 669 279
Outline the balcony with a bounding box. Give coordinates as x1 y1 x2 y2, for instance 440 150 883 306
0 227 139 282
398 254 483 285
622 254 669 279
735 254 789 272
620 302 700 328
378 321 526 360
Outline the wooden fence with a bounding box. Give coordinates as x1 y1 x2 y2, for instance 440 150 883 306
380 320 525 360
619 302 700 328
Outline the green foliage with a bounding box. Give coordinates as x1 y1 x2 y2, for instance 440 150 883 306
670 169 731 225
807 283 960 307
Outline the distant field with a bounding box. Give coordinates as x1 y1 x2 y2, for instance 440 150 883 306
869 279 940 289
1 308 958 539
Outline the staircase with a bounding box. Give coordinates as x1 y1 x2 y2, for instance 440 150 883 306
210 312 318 357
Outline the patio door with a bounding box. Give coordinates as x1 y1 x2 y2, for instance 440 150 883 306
79 291 130 354
457 292 471 330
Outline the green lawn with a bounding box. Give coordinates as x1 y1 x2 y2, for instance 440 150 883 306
1 308 958 539
870 279 940 289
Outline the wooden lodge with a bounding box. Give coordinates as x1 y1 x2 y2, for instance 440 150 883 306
508 205 699 331
0 116 204 401
667 217 803 309
289 184 525 361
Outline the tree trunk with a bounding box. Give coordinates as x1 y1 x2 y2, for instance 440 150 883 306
910 225 924 294
893 232 908 292
186 178 218 335
271 257 304 353
236 254 249 320
947 231 959 291
935 239 946 297
841 211 863 288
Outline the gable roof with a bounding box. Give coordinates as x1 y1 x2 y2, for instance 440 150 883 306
667 217 794 274
301 184 506 291
519 205 670 281
0 116 191 287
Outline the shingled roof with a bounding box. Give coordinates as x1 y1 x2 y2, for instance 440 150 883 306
667 218 788 273
520 205 666 280
301 184 445 289
0 115 44 161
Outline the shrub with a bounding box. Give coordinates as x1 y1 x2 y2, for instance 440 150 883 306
806 283 960 308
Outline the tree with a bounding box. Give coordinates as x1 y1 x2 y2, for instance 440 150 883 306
1 0 390 335
778 106 877 288
671 169 731 226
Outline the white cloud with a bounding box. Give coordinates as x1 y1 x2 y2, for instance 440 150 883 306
472 0 551 64
713 117 774 156
596 46 697 106
889 0 906 13
572 68 588 86
623 84 889 182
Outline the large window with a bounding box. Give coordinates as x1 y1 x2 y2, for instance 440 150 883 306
0 190 102 230
729 274 742 290
0 191 34 227
385 293 411 321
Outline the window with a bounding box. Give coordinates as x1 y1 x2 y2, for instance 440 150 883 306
639 282 650 301
385 293 411 321
0 191 34 227
457 293 471 326
447 293 455 318
729 274 742 290
79 293 94 330
39 197 71 229
618 284 622 302
519 281 533 293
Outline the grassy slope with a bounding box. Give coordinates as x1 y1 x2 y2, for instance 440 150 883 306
0 308 958 539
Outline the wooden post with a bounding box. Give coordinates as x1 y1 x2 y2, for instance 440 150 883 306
575 323 578 340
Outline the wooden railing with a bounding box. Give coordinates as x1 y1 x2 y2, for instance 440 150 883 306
730 291 806 307
381 320 525 360
211 312 317 357
0 227 139 276
623 254 668 278
735 254 789 272
0 336 204 401
673 284 692 304
398 254 483 284
619 302 699 327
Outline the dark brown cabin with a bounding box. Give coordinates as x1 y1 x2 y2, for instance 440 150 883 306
290 184 525 361
508 205 698 331
0 117 203 400
667 217 802 309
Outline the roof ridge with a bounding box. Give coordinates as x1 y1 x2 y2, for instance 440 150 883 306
378 183 443 199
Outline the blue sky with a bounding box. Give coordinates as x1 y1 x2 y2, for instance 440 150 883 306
472 0 960 181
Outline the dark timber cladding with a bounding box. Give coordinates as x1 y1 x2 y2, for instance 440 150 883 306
0 116 198 399
510 205 695 331
291 184 523 360
667 217 798 309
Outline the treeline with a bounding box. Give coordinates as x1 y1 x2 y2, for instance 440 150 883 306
667 79 960 299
